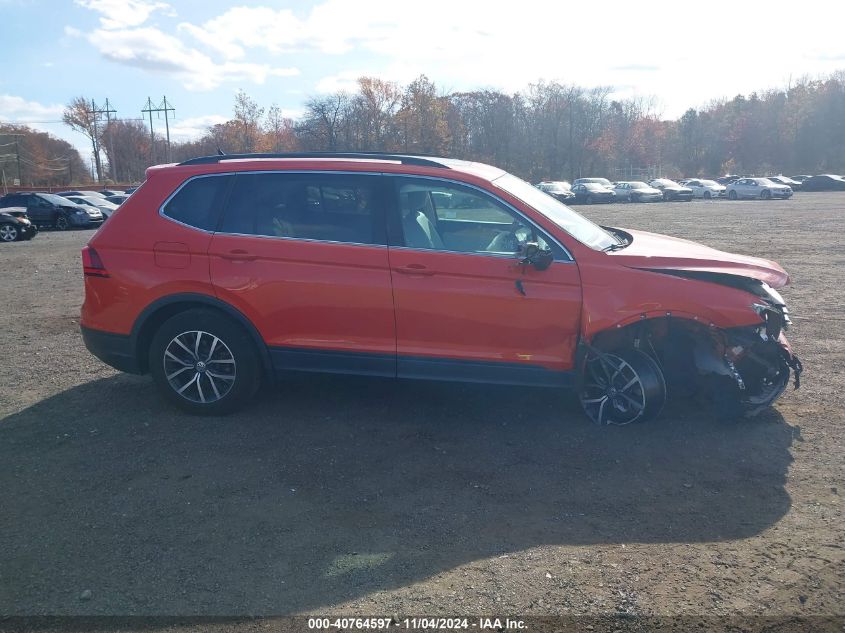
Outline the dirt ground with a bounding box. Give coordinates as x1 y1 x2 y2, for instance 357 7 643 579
0 193 842 627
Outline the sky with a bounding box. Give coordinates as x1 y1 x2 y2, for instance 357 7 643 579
1 0 844 160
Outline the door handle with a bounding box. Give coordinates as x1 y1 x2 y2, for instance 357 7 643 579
394 264 435 276
220 249 258 262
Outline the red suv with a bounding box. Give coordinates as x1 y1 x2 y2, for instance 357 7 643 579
80 153 802 423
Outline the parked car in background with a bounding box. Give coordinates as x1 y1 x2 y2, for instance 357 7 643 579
767 176 802 191
648 179 693 201
613 181 664 202
573 177 614 189
716 174 741 185
0 207 38 242
64 195 119 219
105 194 131 206
57 190 107 199
683 179 726 199
0 192 103 229
79 151 801 422
569 182 616 204
800 174 845 191
124 186 139 194
726 178 793 200
790 175 812 183
99 189 124 197
535 181 575 202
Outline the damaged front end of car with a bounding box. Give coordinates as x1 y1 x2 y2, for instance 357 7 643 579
648 271 803 417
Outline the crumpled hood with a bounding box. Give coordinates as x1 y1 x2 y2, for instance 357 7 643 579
609 228 789 288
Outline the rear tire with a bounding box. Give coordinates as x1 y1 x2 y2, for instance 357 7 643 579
149 309 261 415
579 347 667 425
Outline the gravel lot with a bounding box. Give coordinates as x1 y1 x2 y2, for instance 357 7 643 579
0 194 842 625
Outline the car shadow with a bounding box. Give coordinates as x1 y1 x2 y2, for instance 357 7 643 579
0 374 795 615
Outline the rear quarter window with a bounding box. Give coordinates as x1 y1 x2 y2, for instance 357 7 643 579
162 175 232 231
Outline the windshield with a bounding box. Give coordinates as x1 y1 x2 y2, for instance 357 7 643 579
629 182 650 189
493 173 618 251
544 184 569 193
40 193 79 206
700 180 718 186
755 178 775 186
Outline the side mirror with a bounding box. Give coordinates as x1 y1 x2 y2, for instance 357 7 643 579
519 241 554 271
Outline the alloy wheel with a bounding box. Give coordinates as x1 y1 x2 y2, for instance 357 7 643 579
55 215 70 230
0 225 18 242
580 349 664 425
163 330 237 404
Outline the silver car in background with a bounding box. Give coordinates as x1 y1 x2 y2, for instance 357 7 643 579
683 178 727 199
613 181 664 202
726 177 793 200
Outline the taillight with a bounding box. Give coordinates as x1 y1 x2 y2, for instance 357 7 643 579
82 246 109 278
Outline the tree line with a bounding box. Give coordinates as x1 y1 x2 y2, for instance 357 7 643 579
174 71 845 182
11 70 845 188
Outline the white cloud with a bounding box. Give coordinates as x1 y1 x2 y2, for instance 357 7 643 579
315 71 366 94
75 0 173 30
0 94 64 121
175 0 845 117
167 114 228 141
85 27 299 90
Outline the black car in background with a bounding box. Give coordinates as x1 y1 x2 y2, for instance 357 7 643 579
648 178 693 201
767 176 803 191
535 181 575 202
790 175 812 183
0 207 38 242
0 192 103 229
800 174 845 191
569 182 617 204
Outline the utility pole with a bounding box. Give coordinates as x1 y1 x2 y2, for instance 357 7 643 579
142 97 157 164
102 98 117 182
14 139 22 186
142 97 175 164
162 96 174 163
85 99 116 183
89 99 103 183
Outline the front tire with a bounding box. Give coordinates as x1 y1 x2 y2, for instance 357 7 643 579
54 214 70 230
761 189 771 200
728 190 738 200
149 309 261 415
579 347 667 425
0 224 19 242
703 191 711 199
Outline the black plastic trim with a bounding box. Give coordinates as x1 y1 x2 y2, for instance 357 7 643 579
129 293 275 378
81 326 141 374
270 345 572 387
179 152 451 168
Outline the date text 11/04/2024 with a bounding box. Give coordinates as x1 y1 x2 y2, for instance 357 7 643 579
307 617 527 630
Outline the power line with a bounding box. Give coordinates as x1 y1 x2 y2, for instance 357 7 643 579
142 96 175 164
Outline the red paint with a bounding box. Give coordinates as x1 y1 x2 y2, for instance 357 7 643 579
81 156 788 374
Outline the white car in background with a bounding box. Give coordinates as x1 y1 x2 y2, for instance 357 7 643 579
726 177 793 200
683 178 727 199
65 195 119 219
613 181 664 202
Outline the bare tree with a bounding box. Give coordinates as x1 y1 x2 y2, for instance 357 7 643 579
62 96 103 181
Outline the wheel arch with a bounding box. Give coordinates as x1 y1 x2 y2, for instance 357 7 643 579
130 293 273 377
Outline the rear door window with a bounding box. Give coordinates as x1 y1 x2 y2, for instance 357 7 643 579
162 174 232 231
218 172 386 245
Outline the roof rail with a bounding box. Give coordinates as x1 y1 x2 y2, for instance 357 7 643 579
178 152 451 168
